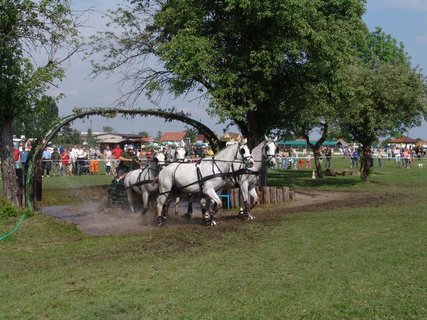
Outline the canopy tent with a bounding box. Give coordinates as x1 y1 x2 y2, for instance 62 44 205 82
278 139 348 149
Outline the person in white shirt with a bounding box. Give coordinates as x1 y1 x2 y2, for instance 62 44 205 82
76 146 87 175
103 145 113 175
70 145 79 175
393 147 401 168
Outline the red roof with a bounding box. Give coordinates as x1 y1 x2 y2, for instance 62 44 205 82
389 136 417 144
160 132 186 142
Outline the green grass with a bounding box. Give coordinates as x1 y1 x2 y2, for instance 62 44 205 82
38 174 112 205
1 158 427 319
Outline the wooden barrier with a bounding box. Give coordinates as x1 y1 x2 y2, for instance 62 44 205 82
223 186 293 208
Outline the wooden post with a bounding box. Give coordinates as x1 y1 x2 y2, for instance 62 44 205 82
283 187 290 201
262 187 270 205
277 188 283 202
256 186 263 204
270 186 277 203
233 188 240 208
228 188 233 208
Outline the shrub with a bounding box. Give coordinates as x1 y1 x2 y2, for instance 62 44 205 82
0 199 28 218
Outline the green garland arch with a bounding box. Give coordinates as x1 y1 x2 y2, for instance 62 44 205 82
24 107 225 210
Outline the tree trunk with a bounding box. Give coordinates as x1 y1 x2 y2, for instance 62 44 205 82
360 144 371 182
237 115 267 185
0 120 20 206
305 127 328 179
313 146 324 179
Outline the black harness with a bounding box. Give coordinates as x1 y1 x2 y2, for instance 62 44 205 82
161 145 253 195
125 157 164 190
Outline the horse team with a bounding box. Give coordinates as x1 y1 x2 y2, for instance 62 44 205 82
123 137 278 226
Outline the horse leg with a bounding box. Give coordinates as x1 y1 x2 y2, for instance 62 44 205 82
236 181 253 220
247 187 258 220
156 194 168 226
162 198 173 222
183 195 193 219
141 190 149 214
200 198 210 225
174 196 180 215
126 189 137 213
203 190 223 226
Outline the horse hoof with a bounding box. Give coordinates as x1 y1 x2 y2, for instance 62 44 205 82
183 213 192 220
235 212 254 221
236 213 246 220
210 220 218 227
157 217 164 227
202 219 212 226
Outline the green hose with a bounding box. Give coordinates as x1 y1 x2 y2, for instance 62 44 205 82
0 212 27 241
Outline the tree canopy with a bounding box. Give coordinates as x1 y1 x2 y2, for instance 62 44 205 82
12 95 60 139
340 28 427 180
91 0 368 146
0 0 81 205
341 29 427 146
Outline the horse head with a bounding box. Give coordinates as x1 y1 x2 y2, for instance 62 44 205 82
153 152 166 168
263 135 279 167
238 139 254 168
175 146 186 162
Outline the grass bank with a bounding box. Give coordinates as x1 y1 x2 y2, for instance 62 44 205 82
1 158 426 319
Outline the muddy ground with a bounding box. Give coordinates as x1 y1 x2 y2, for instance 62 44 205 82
40 187 389 236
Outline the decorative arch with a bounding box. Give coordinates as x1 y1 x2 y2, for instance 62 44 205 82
25 107 225 209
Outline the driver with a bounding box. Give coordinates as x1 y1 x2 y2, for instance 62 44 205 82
117 145 139 177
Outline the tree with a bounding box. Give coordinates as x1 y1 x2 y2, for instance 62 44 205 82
138 131 149 137
85 128 98 147
185 128 197 144
12 95 60 139
156 130 162 141
52 123 81 146
340 29 427 181
102 125 114 133
90 0 367 148
0 0 81 205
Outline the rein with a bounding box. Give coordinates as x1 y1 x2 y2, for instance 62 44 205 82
125 159 164 190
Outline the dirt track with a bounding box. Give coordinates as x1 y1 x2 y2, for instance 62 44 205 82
40 189 371 236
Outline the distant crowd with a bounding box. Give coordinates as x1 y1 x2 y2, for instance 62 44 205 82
11 138 426 178
12 139 215 178
274 145 426 170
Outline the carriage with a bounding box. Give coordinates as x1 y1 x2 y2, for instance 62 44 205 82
106 147 181 209
107 177 128 207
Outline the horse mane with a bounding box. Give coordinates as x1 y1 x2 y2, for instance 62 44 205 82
209 142 240 161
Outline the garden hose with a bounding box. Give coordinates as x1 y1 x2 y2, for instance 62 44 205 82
0 212 26 241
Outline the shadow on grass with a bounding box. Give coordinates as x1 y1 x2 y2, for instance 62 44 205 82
268 169 361 189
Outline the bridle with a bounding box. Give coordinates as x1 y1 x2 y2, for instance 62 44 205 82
237 144 254 168
263 140 279 166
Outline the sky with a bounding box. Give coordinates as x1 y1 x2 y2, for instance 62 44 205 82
53 0 427 139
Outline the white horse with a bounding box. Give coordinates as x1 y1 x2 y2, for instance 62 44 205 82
124 152 166 213
174 146 186 162
185 136 279 220
228 136 278 219
156 141 254 226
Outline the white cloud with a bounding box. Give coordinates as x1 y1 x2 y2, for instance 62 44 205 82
414 34 427 43
380 0 427 11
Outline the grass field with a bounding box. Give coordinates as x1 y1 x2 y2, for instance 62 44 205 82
1 157 426 319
